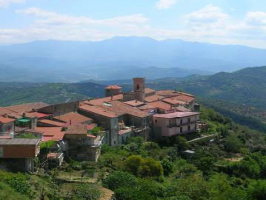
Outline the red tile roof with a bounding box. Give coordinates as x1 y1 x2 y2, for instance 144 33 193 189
153 112 199 119
79 104 119 118
175 106 191 112
156 90 179 97
149 101 172 111
145 94 163 103
38 119 67 127
86 123 97 130
139 104 157 110
83 94 123 106
102 101 150 118
162 97 187 105
174 95 195 103
54 112 92 125
5 102 49 114
34 127 65 142
0 108 16 116
145 88 156 94
105 85 122 89
25 112 51 119
0 116 15 124
124 100 145 107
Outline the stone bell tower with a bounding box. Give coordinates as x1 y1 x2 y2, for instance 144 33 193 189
133 77 145 102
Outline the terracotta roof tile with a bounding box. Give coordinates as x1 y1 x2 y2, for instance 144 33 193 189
0 116 16 124
162 97 187 105
38 119 67 127
34 127 65 142
145 94 163 103
105 85 122 89
145 88 156 94
174 95 195 103
54 112 92 125
101 101 149 118
149 101 172 111
156 90 179 97
79 104 119 118
124 100 145 107
25 112 51 119
5 102 49 114
83 94 123 106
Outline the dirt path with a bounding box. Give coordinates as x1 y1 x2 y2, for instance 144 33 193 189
99 187 114 200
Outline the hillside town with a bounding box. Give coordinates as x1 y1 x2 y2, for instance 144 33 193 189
0 78 200 172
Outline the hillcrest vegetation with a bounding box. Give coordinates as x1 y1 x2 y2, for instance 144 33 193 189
0 107 266 200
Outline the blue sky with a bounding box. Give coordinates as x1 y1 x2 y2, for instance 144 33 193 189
1 0 266 48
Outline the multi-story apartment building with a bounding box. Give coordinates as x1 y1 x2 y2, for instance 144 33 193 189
152 112 200 138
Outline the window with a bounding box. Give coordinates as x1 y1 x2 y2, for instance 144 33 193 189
188 118 191 123
180 119 183 125
136 84 140 90
155 119 157 123
180 127 183 133
188 126 191 131
169 119 176 127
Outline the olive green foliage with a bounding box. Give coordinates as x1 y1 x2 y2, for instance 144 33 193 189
123 155 164 177
40 140 56 154
16 133 38 139
0 182 30 200
0 171 33 198
103 171 138 191
175 136 190 152
67 184 101 200
88 127 102 136
224 134 244 153
98 108 266 200
227 153 266 179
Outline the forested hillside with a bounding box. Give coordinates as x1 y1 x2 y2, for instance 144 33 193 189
0 82 105 106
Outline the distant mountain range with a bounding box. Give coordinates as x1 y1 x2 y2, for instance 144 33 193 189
1 36 266 82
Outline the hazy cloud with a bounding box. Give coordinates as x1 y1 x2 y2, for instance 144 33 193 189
184 5 230 30
17 7 149 26
155 0 178 10
0 0 24 8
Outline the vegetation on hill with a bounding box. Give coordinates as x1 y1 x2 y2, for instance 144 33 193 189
97 108 266 200
0 82 105 106
1 108 266 199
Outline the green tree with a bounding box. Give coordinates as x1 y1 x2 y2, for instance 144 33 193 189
103 171 138 191
224 134 243 153
161 159 174 176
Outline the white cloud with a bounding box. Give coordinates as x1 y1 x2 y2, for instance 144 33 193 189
2 6 266 48
17 7 148 27
0 0 24 8
246 11 266 26
155 0 178 10
184 5 230 30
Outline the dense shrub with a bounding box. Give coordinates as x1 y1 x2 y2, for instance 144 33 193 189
103 171 138 191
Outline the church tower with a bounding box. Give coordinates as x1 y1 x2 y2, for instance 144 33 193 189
133 77 145 102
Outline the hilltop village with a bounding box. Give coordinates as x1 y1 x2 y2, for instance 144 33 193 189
0 78 200 171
